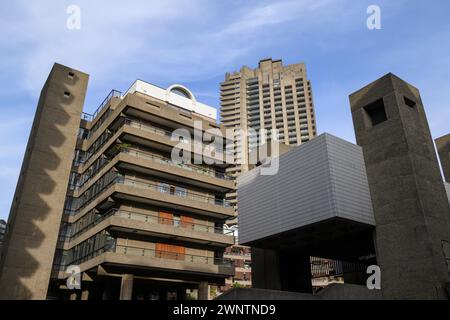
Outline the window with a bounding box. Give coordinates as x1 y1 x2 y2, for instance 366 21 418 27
404 96 417 109
68 72 75 79
173 214 181 228
63 91 71 98
363 98 387 127
158 183 170 193
175 187 187 198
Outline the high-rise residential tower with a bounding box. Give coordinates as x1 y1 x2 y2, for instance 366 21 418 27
0 63 236 300
220 58 317 179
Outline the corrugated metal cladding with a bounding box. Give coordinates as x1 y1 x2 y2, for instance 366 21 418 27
237 133 375 245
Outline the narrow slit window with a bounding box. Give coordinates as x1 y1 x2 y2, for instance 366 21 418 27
68 72 75 79
63 91 71 98
404 96 417 109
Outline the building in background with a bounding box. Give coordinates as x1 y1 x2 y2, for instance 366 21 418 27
219 58 317 290
220 58 317 179
0 63 236 300
220 245 252 293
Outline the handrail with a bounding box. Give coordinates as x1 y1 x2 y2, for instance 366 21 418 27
114 244 234 267
92 89 122 120
71 172 231 217
121 148 233 180
125 118 234 156
70 208 234 240
119 177 231 207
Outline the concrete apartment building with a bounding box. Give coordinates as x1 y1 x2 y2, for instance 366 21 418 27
0 63 236 300
220 245 252 292
220 58 317 213
219 59 317 282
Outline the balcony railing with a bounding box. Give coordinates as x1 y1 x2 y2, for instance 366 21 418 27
115 244 234 267
70 171 231 217
81 112 93 122
119 177 232 207
92 90 122 120
70 208 235 240
55 245 233 272
121 148 233 180
125 118 234 156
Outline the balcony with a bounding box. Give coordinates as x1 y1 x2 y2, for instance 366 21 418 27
59 244 235 277
92 90 122 121
68 208 235 248
125 118 234 158
120 148 233 181
121 178 231 207
71 172 235 220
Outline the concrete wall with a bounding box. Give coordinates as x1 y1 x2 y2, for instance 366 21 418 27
350 73 450 300
216 284 381 300
0 63 89 299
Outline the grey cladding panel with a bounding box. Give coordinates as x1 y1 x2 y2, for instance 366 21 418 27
238 133 375 245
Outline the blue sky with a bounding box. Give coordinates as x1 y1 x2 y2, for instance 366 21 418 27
1 0 450 220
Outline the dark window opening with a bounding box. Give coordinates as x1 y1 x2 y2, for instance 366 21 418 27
364 99 387 127
68 72 75 79
404 96 417 109
63 91 71 98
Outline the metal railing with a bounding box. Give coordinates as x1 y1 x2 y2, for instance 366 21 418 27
70 208 234 240
81 112 93 121
70 172 231 218
119 177 231 207
57 243 233 270
121 148 233 180
125 118 234 156
115 244 234 267
92 89 122 120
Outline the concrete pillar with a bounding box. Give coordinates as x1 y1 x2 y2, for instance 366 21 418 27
198 281 209 300
350 73 450 299
251 248 281 290
81 288 89 301
69 292 78 300
120 274 134 300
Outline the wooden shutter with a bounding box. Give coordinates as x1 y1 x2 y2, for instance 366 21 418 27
181 216 194 230
158 211 173 225
156 243 185 260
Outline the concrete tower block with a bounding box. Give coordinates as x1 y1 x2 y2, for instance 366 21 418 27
349 73 450 300
0 63 89 299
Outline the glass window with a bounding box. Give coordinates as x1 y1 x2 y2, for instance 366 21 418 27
158 183 170 193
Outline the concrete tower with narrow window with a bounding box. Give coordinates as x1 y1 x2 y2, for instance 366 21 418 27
350 73 450 299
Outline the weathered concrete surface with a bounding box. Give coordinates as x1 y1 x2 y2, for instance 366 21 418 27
216 284 381 300
350 73 450 300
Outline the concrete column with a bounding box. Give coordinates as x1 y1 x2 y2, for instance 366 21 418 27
69 292 78 300
120 274 134 300
81 288 89 301
251 248 281 290
198 281 209 300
